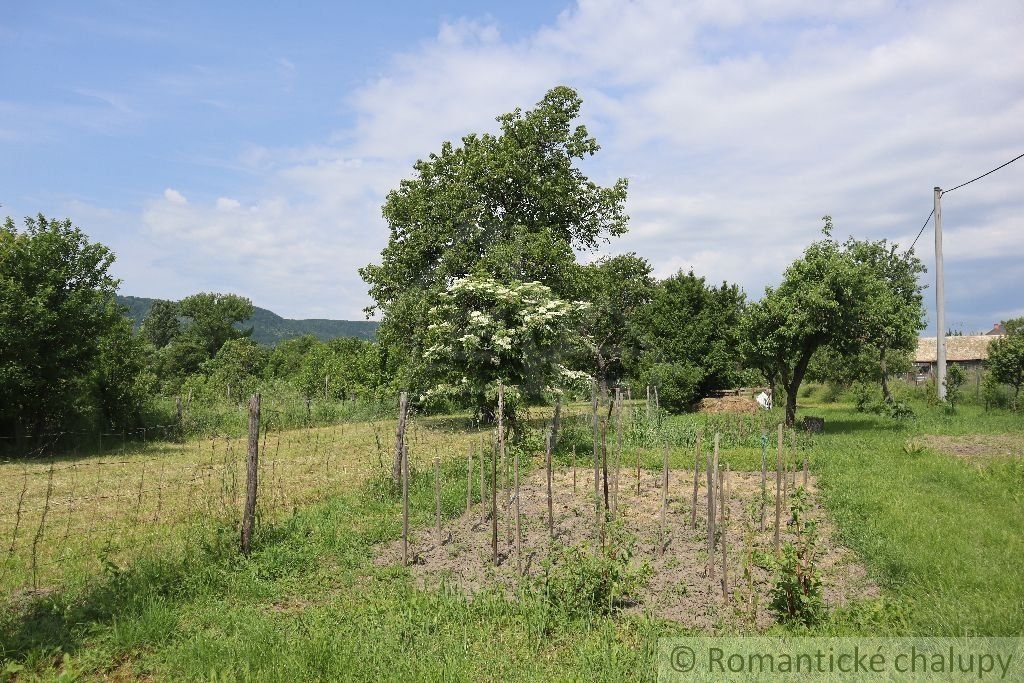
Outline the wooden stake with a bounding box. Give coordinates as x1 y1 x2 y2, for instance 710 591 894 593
514 430 521 574
659 440 669 557
552 396 562 451
572 444 577 493
240 393 260 556
613 389 623 516
592 381 603 549
721 463 729 599
690 432 702 529
491 434 498 566
434 456 442 545
546 431 554 537
774 423 783 556
467 447 473 514
803 456 809 488
706 434 718 580
392 392 408 488
759 432 768 532
402 443 410 566
495 384 504 566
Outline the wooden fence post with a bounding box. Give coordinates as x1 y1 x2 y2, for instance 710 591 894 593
493 387 502 566
392 392 408 488
613 389 623 516
690 432 702 529
240 393 260 556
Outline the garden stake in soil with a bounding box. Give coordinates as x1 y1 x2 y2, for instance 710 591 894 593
803 457 809 488
546 431 553 537
774 423 783 556
613 389 623 516
659 440 669 557
592 381 603 550
706 435 716 580
759 432 768 532
514 430 522 574
466 446 473 514
691 431 702 529
402 443 409 566
434 456 442 545
721 463 729 599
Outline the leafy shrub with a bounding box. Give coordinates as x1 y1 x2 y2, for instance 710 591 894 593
769 488 825 626
646 362 703 413
535 525 650 618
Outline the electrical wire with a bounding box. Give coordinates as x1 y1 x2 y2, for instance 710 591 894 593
942 151 1024 195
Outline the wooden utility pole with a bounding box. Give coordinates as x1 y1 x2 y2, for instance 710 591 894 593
240 393 260 555
935 186 947 401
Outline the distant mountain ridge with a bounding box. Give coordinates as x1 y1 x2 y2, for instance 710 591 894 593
116 295 378 346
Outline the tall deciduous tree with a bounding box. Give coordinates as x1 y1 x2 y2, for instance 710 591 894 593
629 271 746 408
360 86 628 395
140 299 181 348
575 254 654 396
177 292 254 356
0 215 143 438
741 218 892 426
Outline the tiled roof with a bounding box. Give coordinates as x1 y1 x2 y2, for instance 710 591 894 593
914 335 1003 363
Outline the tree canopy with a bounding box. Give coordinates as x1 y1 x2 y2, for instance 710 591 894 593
360 86 628 398
0 215 147 437
741 218 924 425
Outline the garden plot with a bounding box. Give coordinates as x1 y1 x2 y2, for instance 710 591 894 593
376 465 877 630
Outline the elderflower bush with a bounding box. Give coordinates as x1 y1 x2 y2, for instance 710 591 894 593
422 276 588 411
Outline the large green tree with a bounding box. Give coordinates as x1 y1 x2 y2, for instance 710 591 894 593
575 254 654 396
177 292 254 357
140 299 181 348
629 271 746 409
360 86 628 397
805 240 925 402
986 317 1024 410
741 219 894 426
0 215 145 438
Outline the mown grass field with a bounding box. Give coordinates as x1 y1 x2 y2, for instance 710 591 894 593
1 392 1021 680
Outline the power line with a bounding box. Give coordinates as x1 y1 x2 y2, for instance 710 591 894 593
942 151 1024 195
908 208 934 252
906 151 1023 251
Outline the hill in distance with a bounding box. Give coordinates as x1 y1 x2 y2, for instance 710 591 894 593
116 295 378 346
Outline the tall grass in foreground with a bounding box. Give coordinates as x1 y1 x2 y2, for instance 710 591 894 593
1 396 1022 679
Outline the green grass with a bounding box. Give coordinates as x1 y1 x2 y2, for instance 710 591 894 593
2 393 1022 679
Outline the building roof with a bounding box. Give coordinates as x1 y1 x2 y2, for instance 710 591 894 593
987 323 1007 335
914 335 1003 363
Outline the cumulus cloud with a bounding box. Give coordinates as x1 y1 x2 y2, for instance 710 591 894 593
127 0 1023 330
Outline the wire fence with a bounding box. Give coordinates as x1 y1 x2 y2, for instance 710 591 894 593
0 400 477 596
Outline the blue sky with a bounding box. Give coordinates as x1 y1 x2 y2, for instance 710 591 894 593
2 0 1022 333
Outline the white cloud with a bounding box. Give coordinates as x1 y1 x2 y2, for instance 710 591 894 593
116 0 1022 329
162 188 187 205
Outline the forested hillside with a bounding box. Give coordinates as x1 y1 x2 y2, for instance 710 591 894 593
117 295 378 345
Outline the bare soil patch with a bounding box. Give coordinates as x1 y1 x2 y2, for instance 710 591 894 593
375 464 877 630
919 434 1024 459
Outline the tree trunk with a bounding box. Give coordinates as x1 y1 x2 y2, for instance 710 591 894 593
880 347 893 403
784 348 815 427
